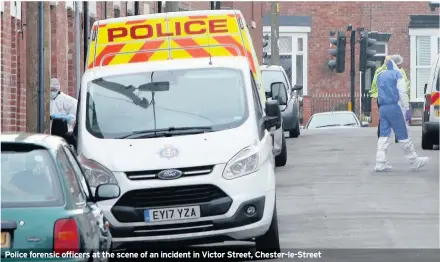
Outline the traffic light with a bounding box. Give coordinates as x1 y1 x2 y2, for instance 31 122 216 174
359 31 377 72
262 34 269 48
328 31 346 73
262 34 269 61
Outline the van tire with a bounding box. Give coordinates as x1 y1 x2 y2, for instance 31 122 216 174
255 205 281 255
275 135 287 167
289 120 300 138
421 133 434 150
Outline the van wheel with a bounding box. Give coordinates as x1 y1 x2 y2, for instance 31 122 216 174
255 205 281 255
421 133 434 150
275 135 287 167
289 120 300 138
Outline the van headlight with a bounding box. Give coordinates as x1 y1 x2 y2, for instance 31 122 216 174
223 146 260 180
78 155 118 187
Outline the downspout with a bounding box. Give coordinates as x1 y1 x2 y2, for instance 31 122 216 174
38 2 44 133
75 2 81 98
83 1 89 65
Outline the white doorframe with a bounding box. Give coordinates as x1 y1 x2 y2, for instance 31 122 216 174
263 26 311 95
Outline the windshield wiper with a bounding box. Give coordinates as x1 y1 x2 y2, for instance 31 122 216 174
343 123 358 126
117 126 213 139
315 124 342 128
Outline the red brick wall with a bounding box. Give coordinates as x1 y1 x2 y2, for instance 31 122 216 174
261 1 436 124
1 3 27 132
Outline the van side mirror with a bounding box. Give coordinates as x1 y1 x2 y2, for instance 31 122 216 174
424 83 428 94
270 82 287 106
361 121 369 127
264 100 282 130
95 184 121 201
292 84 303 91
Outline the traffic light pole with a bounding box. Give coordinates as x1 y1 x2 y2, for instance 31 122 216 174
349 28 356 114
270 2 280 65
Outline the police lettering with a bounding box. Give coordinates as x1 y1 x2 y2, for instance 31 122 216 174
108 19 228 42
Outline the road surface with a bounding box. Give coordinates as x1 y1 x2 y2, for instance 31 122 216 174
261 126 439 261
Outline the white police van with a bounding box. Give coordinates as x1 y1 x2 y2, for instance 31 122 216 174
55 57 282 252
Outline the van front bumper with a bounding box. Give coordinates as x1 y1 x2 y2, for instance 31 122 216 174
96 163 276 249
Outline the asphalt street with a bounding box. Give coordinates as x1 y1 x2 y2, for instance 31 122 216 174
266 126 439 261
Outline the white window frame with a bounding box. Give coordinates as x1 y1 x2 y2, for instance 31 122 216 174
113 1 122 10
143 3 150 14
10 1 21 20
0 2 4 13
409 28 440 102
263 26 310 95
88 1 97 17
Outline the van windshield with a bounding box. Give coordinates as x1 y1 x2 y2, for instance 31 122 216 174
86 68 249 139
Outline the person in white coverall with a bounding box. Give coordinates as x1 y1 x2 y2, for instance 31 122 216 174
374 59 429 172
50 78 77 132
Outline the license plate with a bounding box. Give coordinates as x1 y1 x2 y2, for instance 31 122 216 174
436 110 440 117
1 232 10 249
144 206 201 222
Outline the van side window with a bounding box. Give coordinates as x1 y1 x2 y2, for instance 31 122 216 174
250 72 264 119
436 67 440 91
250 72 265 139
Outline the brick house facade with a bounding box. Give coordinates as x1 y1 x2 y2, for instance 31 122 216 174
1 1 439 131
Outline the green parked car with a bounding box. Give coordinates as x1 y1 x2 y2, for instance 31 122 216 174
1 133 120 261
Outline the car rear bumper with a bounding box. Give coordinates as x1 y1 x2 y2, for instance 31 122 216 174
281 110 296 131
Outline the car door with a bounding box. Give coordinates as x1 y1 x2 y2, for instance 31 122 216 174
57 147 98 253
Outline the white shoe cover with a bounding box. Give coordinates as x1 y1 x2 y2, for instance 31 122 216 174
411 157 429 170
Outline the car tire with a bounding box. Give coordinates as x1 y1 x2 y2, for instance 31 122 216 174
275 134 287 167
421 132 434 150
254 205 281 255
289 119 300 138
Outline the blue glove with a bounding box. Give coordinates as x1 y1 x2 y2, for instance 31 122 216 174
51 113 66 120
51 114 73 122
405 110 412 121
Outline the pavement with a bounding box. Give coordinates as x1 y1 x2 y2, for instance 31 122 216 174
266 126 439 261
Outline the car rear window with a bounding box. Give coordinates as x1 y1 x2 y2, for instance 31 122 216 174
1 143 64 208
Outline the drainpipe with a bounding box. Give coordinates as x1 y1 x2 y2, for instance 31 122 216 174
38 2 44 133
83 1 89 65
75 1 81 98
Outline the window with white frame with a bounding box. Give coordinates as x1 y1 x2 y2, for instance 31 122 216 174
126 1 134 16
263 26 310 95
10 1 21 20
88 1 97 17
142 3 150 14
409 29 440 101
113 1 121 17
